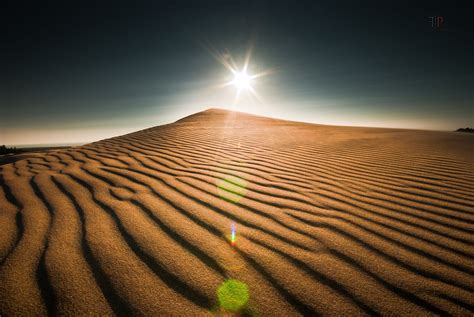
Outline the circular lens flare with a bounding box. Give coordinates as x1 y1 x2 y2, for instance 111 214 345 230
217 279 250 312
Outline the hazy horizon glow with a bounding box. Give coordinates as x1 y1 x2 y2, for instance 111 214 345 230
2 1 472 146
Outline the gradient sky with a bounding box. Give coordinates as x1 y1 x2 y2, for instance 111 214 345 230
1 0 473 146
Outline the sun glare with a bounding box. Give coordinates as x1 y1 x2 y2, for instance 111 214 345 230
231 70 253 91
209 46 274 106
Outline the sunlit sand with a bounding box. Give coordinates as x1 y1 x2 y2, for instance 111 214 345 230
0 109 473 315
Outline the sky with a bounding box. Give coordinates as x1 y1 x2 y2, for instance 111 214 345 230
1 0 473 146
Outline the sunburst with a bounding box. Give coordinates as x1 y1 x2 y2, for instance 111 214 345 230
208 46 274 105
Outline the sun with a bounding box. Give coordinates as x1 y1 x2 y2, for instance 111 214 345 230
212 48 274 105
231 70 253 91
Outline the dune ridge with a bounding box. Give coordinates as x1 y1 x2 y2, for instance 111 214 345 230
0 108 473 316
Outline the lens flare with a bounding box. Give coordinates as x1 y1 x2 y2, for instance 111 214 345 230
231 222 236 246
217 279 250 312
216 175 248 204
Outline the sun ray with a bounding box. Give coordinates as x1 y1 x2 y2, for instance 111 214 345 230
202 43 273 106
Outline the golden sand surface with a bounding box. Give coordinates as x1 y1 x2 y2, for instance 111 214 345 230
0 109 473 316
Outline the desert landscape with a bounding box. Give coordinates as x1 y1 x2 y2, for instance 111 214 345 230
0 109 473 316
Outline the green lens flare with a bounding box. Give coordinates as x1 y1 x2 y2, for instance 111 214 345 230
216 175 248 203
217 279 250 312
231 222 236 246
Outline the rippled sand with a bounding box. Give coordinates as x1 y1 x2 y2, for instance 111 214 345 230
1 109 473 316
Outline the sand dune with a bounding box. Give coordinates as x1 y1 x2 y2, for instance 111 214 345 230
1 108 473 316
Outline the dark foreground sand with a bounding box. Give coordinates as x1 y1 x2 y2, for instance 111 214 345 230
0 109 473 316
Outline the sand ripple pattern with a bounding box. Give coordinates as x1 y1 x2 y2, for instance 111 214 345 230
1 109 473 316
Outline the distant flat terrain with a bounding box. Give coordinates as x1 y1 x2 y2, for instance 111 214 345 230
0 109 473 316
0 146 71 166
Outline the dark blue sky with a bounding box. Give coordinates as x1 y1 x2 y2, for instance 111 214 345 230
1 0 473 146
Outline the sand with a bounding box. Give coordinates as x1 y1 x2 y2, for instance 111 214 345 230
0 108 473 316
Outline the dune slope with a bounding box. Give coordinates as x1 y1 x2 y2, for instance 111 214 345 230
1 109 473 316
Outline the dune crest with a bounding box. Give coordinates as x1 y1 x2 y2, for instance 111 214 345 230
1 109 473 316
